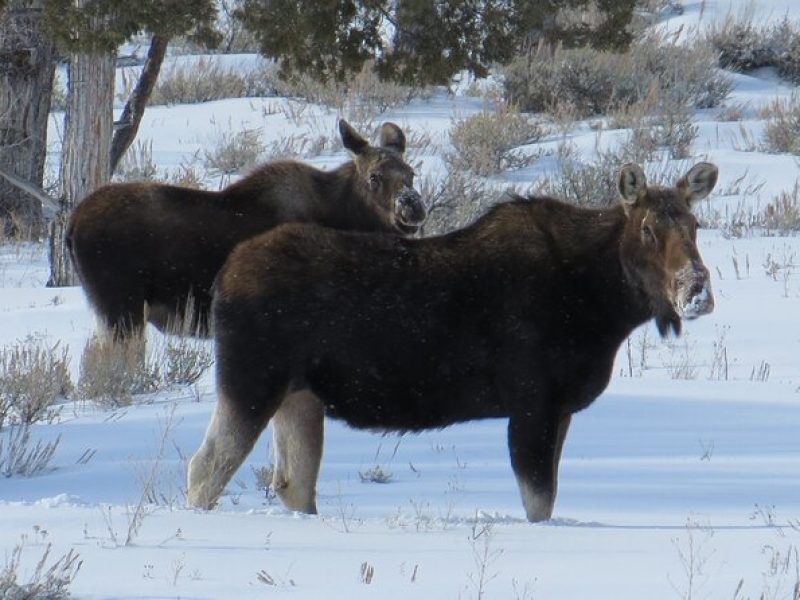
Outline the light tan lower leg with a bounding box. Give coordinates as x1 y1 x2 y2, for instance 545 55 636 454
187 396 258 510
271 390 324 514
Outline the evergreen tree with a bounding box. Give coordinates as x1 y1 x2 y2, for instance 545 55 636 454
516 0 637 51
236 0 637 86
237 0 384 83
377 0 517 85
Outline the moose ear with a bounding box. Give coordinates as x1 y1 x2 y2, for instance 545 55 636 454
379 122 406 155
339 119 369 155
677 162 718 204
618 163 647 212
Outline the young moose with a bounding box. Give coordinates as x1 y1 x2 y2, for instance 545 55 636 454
67 120 426 339
188 162 718 522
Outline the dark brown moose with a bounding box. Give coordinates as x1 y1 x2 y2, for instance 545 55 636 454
67 120 426 339
188 162 718 522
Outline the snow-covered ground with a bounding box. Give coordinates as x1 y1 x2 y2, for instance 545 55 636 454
3 3 800 599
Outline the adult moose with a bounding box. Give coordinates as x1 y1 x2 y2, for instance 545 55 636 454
188 162 718 522
67 120 426 339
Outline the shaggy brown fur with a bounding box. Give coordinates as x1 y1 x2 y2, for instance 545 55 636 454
67 120 426 338
188 162 718 522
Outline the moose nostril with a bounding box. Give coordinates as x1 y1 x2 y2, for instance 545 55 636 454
689 282 704 298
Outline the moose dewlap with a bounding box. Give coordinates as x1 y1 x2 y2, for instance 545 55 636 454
188 162 718 522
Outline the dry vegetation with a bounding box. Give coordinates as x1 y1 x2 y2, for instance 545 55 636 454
145 57 280 106
0 337 72 428
708 15 800 83
762 93 800 155
77 334 162 407
447 104 545 177
202 127 265 176
0 534 82 600
114 139 159 182
77 331 213 408
503 31 730 118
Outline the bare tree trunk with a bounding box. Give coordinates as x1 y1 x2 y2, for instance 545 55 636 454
110 35 169 173
0 1 56 237
47 49 114 287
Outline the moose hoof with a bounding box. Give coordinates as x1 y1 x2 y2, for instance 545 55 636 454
520 486 555 523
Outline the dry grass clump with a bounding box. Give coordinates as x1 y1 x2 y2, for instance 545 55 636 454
148 57 280 106
536 140 691 209
503 31 730 118
760 183 800 234
203 127 265 176
113 139 159 182
0 536 81 599
535 144 625 208
708 15 800 84
447 104 545 176
0 424 61 477
77 334 162 407
0 337 72 428
77 329 214 408
419 170 508 236
762 93 800 155
625 99 698 160
163 336 214 386
358 465 393 484
167 156 206 189
694 179 800 238
275 61 429 132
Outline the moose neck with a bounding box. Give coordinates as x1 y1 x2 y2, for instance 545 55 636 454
472 200 658 347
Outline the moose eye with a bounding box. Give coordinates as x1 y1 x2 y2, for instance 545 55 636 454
641 224 656 245
369 173 381 189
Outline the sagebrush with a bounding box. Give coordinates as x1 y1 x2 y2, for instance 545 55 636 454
77 331 213 408
708 15 800 84
0 337 72 428
0 424 61 478
77 334 161 407
148 57 279 106
0 537 82 600
203 127 265 176
762 93 800 155
504 30 730 118
447 104 544 176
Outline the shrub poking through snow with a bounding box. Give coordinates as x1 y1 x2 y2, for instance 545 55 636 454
418 170 507 236
503 30 730 118
148 57 280 106
358 465 393 484
760 182 800 234
203 127 265 176
77 330 213 407
762 93 800 155
113 139 159 182
77 334 162 407
162 337 214 386
0 337 72 428
0 536 82 599
0 424 61 478
708 15 800 84
447 103 544 176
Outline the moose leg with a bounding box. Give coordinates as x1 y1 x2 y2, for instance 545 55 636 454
187 385 281 510
507 411 572 522
271 390 324 514
94 291 146 341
